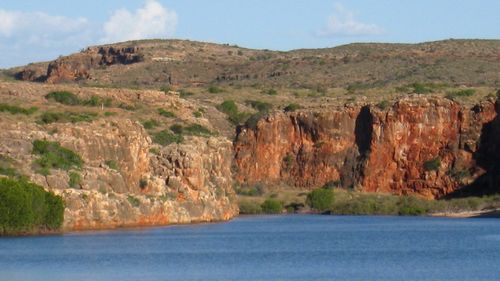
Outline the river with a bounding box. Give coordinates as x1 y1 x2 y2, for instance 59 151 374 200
1 215 499 281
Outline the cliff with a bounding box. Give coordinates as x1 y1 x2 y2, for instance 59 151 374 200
234 96 499 199
0 82 237 231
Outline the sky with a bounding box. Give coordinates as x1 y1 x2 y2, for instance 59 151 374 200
0 0 499 68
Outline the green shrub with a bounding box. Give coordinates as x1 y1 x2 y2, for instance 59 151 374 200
445 89 476 100
160 86 171 93
208 85 223 94
0 104 38 115
45 92 114 107
169 124 184 134
184 124 212 137
423 157 441 171
45 91 80 105
238 200 262 214
152 130 183 146
68 172 82 188
158 108 176 118
217 100 238 116
0 155 18 177
376 100 391 110
142 119 159 129
105 160 119 170
37 112 98 124
284 103 301 112
411 83 433 94
397 196 429 216
127 195 141 207
0 178 64 234
104 111 117 117
179 89 194 98
32 140 83 175
261 199 283 214
306 188 334 212
245 100 272 112
264 89 278 96
244 112 265 129
193 111 202 118
84 95 113 107
217 100 252 125
118 103 137 111
229 112 252 126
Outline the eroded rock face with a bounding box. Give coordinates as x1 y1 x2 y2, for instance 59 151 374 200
0 119 237 231
234 96 499 198
43 46 144 83
234 106 360 188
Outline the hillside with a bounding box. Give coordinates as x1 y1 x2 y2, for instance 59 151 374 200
6 39 500 90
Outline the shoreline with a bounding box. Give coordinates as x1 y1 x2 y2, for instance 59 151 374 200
3 210 499 237
430 209 500 218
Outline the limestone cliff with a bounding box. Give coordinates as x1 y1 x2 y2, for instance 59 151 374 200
0 82 237 231
234 96 499 199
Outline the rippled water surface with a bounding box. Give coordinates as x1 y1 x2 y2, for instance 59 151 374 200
1 215 500 281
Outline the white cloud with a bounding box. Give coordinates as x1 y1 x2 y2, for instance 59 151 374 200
101 0 178 43
317 3 384 37
0 9 94 67
0 9 90 44
0 1 178 67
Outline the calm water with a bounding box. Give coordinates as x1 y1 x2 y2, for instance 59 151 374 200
1 215 499 281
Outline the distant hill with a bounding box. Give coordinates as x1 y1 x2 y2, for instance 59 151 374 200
5 39 500 89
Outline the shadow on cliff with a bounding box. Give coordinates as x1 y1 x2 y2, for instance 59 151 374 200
447 101 500 198
341 106 373 188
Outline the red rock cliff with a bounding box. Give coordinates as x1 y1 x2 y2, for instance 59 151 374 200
234 96 499 199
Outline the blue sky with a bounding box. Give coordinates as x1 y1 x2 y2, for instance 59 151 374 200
0 0 499 68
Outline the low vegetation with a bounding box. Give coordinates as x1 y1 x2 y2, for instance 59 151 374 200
260 199 283 214
105 160 119 170
208 85 223 94
0 155 20 178
142 119 160 130
37 111 98 124
423 157 441 172
306 187 334 213
32 140 83 175
68 172 82 188
217 100 252 126
283 103 301 112
0 103 38 115
152 130 183 146
45 91 113 107
158 108 176 118
245 100 272 112
0 178 64 235
445 89 476 100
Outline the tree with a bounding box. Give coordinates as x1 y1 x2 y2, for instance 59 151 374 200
306 188 334 213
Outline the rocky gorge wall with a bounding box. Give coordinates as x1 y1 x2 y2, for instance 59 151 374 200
234 96 500 199
0 82 237 231
0 120 237 231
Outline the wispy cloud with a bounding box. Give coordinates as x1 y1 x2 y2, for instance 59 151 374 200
101 0 178 43
0 0 178 67
0 9 91 46
317 3 385 37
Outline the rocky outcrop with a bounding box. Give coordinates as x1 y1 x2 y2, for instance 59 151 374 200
0 79 238 232
0 112 237 231
234 106 360 188
41 46 144 83
234 96 499 199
